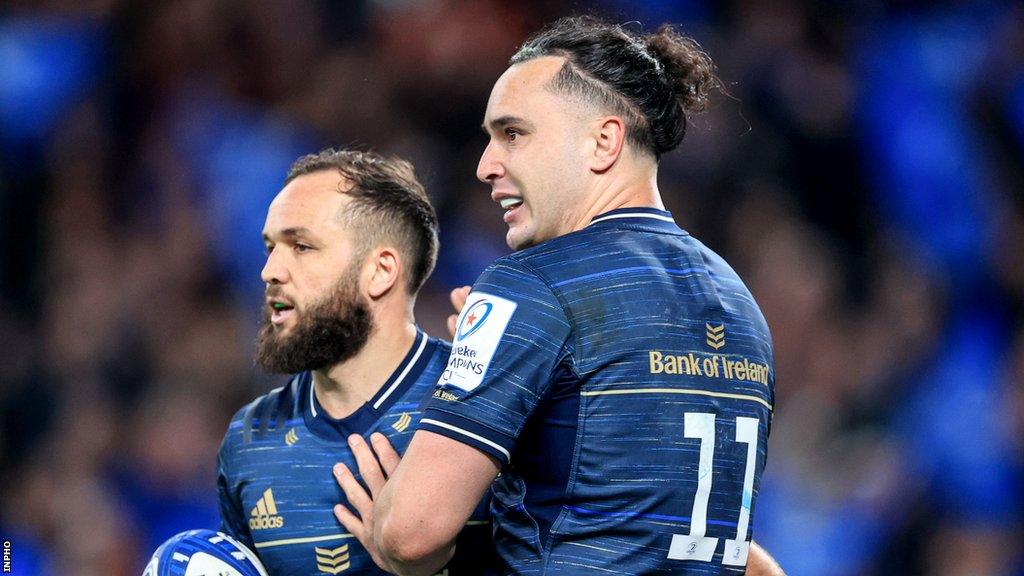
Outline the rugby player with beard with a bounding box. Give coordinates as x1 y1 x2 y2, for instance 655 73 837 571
216 149 495 575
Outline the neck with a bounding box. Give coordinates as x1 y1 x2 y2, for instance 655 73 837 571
568 165 664 233
311 306 417 420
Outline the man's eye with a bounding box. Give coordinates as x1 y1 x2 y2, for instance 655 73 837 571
505 128 520 142
294 244 312 254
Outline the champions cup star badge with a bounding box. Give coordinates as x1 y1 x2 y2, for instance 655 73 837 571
455 300 493 341
706 323 725 350
441 292 517 392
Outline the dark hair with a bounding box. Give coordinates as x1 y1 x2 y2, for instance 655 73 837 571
285 149 439 294
511 15 720 159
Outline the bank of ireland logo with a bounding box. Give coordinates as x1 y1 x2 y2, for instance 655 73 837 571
455 300 493 341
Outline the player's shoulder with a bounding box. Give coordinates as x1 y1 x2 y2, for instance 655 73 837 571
477 248 558 295
496 224 629 282
221 375 304 449
505 231 584 266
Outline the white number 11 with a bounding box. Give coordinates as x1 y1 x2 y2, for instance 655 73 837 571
667 413 759 566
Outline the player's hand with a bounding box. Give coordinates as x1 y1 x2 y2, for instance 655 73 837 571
333 433 402 572
446 286 472 338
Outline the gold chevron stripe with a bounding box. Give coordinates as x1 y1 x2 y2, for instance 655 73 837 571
315 554 351 566
393 412 412 432
315 545 352 557
707 339 725 350
317 561 351 574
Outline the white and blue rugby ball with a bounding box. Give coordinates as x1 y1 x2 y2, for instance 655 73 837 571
143 529 269 576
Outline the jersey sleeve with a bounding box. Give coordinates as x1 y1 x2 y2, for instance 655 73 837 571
420 257 572 464
216 424 254 549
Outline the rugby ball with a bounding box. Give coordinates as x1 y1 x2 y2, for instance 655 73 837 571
143 529 269 576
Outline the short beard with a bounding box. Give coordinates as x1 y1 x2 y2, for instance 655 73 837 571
255 275 373 374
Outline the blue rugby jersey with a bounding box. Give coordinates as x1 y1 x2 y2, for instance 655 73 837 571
217 331 497 575
421 208 775 575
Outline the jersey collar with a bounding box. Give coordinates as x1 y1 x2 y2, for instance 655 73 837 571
587 207 685 234
302 329 435 441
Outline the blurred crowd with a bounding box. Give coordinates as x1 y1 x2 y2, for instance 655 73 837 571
1 1 1022 574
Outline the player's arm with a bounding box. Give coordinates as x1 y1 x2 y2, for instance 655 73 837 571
334 431 498 575
340 262 566 573
747 541 786 576
373 266 563 573
334 285 493 574
380 431 498 574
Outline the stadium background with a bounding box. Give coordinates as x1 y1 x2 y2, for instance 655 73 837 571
1 0 1022 574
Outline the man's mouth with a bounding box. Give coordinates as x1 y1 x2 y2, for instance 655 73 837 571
269 300 295 325
499 197 523 210
498 196 524 224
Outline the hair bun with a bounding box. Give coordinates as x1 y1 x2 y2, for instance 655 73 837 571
644 24 718 116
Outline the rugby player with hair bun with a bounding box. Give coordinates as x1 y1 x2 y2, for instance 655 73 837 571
336 17 784 576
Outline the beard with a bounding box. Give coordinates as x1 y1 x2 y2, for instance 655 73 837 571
255 272 373 374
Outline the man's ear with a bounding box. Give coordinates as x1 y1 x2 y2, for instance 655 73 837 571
366 247 401 299
590 115 626 173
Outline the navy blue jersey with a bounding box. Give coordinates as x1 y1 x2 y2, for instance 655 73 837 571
218 331 496 575
421 208 774 575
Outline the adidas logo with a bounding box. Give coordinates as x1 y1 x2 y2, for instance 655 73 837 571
392 412 412 432
706 323 725 350
285 428 298 446
315 544 350 574
249 488 285 530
